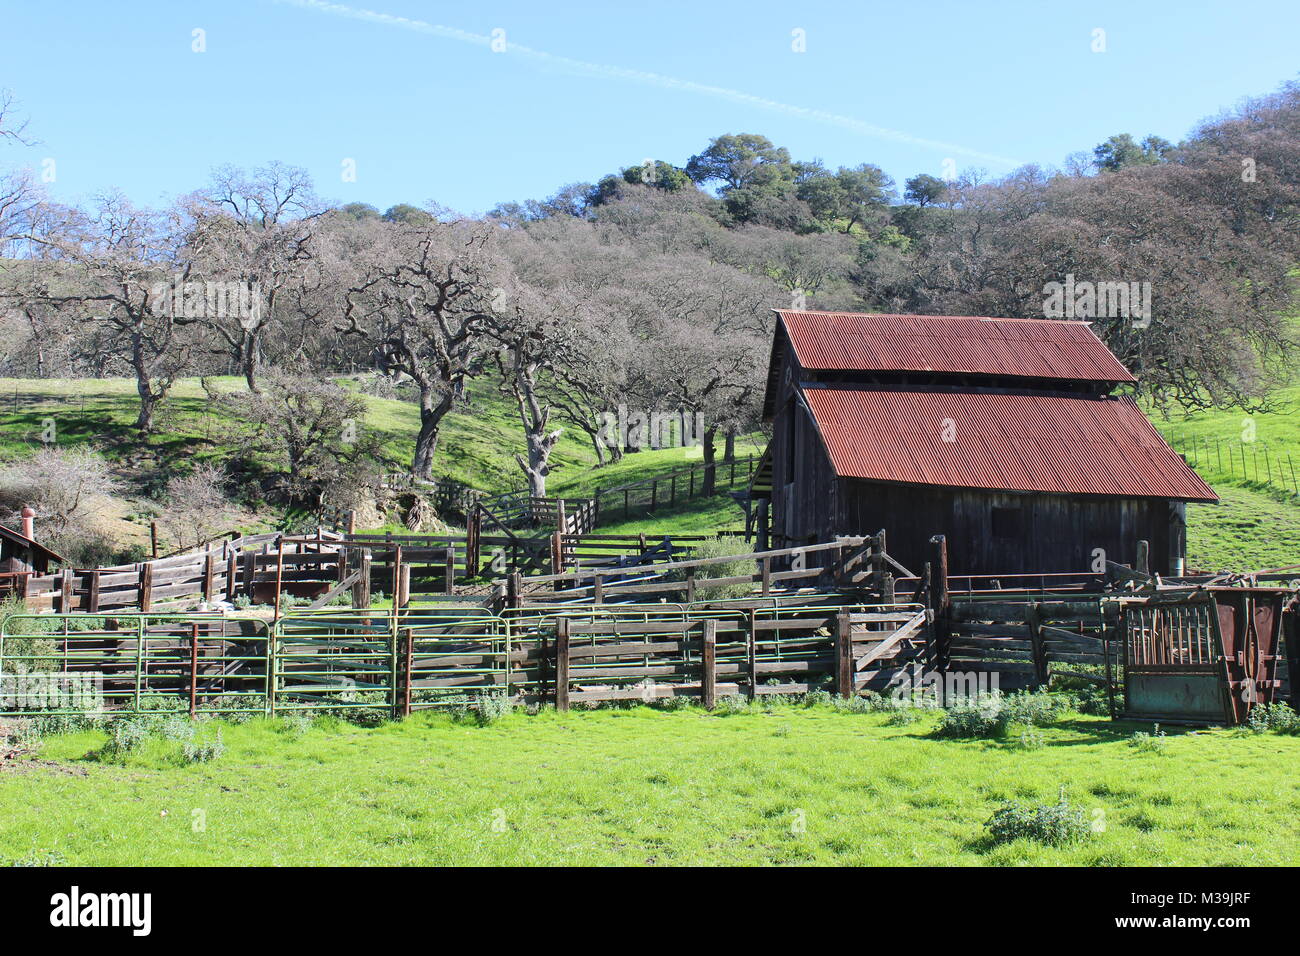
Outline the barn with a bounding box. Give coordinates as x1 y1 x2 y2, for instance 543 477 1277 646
0 507 65 597
755 310 1217 577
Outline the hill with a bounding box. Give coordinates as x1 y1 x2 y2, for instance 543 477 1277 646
1 375 1298 571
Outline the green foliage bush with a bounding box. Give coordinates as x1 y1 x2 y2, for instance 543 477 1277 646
665 536 756 600
984 790 1092 847
1129 725 1168 753
1247 702 1300 734
1001 690 1072 727
934 694 1008 738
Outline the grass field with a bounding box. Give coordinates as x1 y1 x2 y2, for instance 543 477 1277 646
2 704 1298 866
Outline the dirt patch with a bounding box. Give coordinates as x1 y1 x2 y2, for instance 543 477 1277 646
0 757 88 777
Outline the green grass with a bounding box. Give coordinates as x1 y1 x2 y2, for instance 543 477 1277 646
4 705 1299 865
1186 485 1300 572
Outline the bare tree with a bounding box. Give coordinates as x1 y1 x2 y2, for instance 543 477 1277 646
20 195 197 434
341 217 500 480
187 163 320 391
158 463 233 551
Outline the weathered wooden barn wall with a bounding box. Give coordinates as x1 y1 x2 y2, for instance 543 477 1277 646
831 479 1175 576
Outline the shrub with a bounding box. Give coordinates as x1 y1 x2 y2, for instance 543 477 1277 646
474 693 514 725
277 712 315 739
1002 690 1072 727
802 689 834 708
98 717 154 759
714 694 750 715
1247 702 1300 734
181 729 225 764
1129 724 1168 752
655 695 693 712
665 536 756 600
985 790 1091 847
934 693 1008 738
885 708 921 726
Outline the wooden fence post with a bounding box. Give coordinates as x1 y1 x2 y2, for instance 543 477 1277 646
88 570 101 613
701 619 717 710
1026 603 1047 689
139 562 154 613
272 536 286 622
202 553 216 602
1136 539 1150 576
60 568 75 614
507 572 522 611
392 545 403 608
354 549 372 609
593 574 604 605
444 546 456 594
760 557 771 595
551 529 564 576
555 617 570 712
226 549 238 601
466 506 482 576
835 611 854 698
928 535 950 671
344 509 357 536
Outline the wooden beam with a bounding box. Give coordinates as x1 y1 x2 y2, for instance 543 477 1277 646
701 619 717 710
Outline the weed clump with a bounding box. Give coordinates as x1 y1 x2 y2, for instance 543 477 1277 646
934 694 1008 738
985 789 1092 847
1128 725 1168 753
1247 702 1300 734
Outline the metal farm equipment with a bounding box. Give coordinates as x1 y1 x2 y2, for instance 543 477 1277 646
1119 588 1289 725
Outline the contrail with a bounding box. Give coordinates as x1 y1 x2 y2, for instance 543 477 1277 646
272 0 1022 168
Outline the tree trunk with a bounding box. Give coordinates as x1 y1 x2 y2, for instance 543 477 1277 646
412 387 453 480
132 332 159 436
724 428 736 462
702 426 718 495
588 429 607 467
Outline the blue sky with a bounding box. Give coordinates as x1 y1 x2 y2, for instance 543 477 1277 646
3 0 1297 214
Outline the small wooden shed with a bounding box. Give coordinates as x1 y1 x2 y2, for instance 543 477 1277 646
0 522 65 594
757 310 1217 577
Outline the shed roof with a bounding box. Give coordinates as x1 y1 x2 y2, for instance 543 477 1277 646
774 310 1136 383
801 387 1217 502
0 524 66 564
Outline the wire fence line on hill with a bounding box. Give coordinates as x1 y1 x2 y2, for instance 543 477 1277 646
1170 437 1300 497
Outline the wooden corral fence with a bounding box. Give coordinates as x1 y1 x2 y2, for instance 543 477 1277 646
591 455 760 521
501 533 908 608
0 599 933 717
13 532 346 614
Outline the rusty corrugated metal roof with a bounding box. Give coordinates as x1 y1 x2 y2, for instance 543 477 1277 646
801 388 1217 501
775 310 1137 382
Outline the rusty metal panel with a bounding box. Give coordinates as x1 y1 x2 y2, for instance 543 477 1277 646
775 310 1137 382
801 388 1217 501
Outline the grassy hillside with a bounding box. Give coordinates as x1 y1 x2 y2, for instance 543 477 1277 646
1147 383 1300 570
4 705 1299 866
